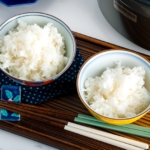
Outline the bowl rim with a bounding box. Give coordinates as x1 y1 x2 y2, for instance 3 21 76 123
76 49 150 121
0 12 76 83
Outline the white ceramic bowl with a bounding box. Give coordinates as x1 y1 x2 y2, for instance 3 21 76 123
77 50 150 125
0 12 76 86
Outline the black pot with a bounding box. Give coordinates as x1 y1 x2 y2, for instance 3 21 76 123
98 0 150 51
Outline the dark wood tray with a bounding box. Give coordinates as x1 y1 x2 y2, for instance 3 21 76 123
0 32 150 150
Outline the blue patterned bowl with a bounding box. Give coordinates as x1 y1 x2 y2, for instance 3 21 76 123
0 12 76 86
0 0 38 6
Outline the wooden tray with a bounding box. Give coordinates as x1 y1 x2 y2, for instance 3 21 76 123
0 32 150 150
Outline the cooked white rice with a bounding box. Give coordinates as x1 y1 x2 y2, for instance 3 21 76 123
84 62 150 118
0 20 68 81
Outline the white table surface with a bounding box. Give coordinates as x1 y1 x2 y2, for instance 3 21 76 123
0 0 149 150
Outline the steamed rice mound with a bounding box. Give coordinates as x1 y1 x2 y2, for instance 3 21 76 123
84 62 150 118
0 20 68 81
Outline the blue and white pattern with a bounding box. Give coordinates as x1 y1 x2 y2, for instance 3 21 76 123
0 47 84 104
1 85 21 121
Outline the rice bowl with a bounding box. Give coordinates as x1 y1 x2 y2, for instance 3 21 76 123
77 50 150 125
0 20 68 81
84 61 150 119
0 12 76 86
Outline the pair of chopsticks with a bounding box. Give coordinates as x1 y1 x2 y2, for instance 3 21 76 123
75 114 150 138
0 100 149 150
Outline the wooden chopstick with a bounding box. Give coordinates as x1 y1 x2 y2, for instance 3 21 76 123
66 122 149 150
77 114 150 133
65 123 147 150
78 114 150 133
75 115 150 138
0 100 149 150
0 100 77 117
